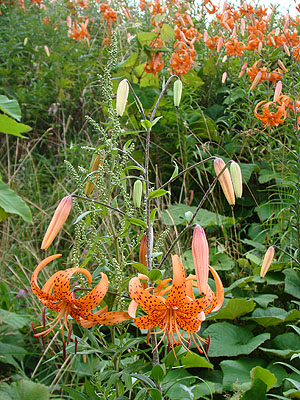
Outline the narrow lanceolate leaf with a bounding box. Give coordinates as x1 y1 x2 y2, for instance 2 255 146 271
148 189 170 199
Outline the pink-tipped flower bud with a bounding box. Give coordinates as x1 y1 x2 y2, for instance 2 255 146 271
260 246 275 277
222 72 227 83
250 71 262 91
192 225 209 294
273 81 282 102
238 62 247 78
214 158 235 206
41 196 72 250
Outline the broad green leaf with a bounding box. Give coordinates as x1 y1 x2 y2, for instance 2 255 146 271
148 269 162 282
241 377 267 400
149 388 162 400
181 351 213 369
284 269 300 299
131 262 148 275
0 341 27 367
255 202 281 222
140 73 159 88
183 70 204 88
151 365 165 385
203 322 270 357
160 23 175 42
239 163 256 183
203 57 217 76
0 308 30 329
0 114 31 137
252 294 278 308
245 307 300 327
0 182 32 223
250 366 277 391
162 204 233 227
136 32 157 46
148 189 169 200
0 379 49 400
221 358 265 391
260 333 300 358
207 298 255 320
266 362 289 388
0 95 21 120
0 206 10 222
141 119 152 130
118 53 138 69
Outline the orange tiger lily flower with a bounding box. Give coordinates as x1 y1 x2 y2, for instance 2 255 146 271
254 100 286 127
31 254 129 354
128 254 223 354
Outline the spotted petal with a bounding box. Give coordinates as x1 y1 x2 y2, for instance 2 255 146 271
73 272 108 310
165 255 186 308
175 313 202 333
52 267 92 302
129 277 166 313
31 254 62 301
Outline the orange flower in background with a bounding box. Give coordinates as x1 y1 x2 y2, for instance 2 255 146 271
246 32 264 51
239 3 255 16
99 2 117 23
128 254 223 354
169 42 195 75
266 31 285 47
202 0 218 15
144 53 164 74
254 100 286 127
247 61 268 81
77 0 89 8
204 35 220 50
268 68 283 82
225 38 245 56
31 254 129 356
69 19 90 41
255 5 268 18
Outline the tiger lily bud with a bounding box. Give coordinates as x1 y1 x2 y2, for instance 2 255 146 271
139 235 147 267
85 155 101 196
116 79 129 116
173 79 183 107
260 246 275 277
214 158 235 206
133 179 143 208
192 225 209 294
250 71 262 91
41 195 73 250
230 161 243 198
273 81 282 102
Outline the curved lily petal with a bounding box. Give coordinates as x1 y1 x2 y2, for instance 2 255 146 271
129 277 166 313
52 267 92 302
176 313 202 333
209 266 224 312
31 254 62 301
79 306 109 328
165 255 186 308
128 300 138 318
73 272 108 310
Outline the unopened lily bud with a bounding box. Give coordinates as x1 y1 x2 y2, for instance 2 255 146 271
85 155 101 196
260 246 275 277
257 41 263 53
273 81 282 102
222 55 227 63
240 18 245 36
41 195 73 250
283 42 290 56
222 72 227 83
116 79 129 116
238 62 247 78
139 235 147 267
217 36 223 52
173 79 183 107
192 225 209 294
204 30 208 42
250 71 262 91
230 161 243 198
44 45 50 57
275 27 280 36
278 59 288 72
214 158 235 206
24 37 28 46
133 179 143 208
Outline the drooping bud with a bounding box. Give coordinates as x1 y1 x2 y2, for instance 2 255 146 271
222 72 227 83
260 246 275 277
116 79 129 116
173 79 183 107
139 235 147 267
192 225 209 294
238 62 247 78
85 154 101 196
250 71 262 91
240 18 245 36
230 161 243 198
217 36 223 52
133 179 143 208
278 59 288 72
41 196 73 250
214 158 235 206
44 45 50 57
273 81 282 102
283 42 290 56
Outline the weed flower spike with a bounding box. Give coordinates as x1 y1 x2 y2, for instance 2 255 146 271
41 195 73 250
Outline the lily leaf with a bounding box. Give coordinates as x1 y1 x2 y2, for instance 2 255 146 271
0 182 32 223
